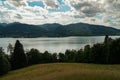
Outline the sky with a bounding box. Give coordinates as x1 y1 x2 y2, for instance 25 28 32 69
0 0 120 28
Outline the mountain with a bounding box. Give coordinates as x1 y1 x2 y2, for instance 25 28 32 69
0 22 47 37
54 23 120 36
0 22 120 37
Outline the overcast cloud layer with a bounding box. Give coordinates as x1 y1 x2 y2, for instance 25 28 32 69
0 0 120 28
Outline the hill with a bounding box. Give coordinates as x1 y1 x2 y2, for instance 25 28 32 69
54 23 120 36
0 63 120 80
0 22 120 37
0 22 47 37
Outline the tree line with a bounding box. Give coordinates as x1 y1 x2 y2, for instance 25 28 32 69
0 35 120 76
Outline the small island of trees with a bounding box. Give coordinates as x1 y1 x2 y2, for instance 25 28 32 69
0 35 120 76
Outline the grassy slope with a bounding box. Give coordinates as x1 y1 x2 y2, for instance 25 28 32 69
0 63 120 80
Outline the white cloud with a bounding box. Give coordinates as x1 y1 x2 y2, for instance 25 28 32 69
64 0 103 17
0 0 120 29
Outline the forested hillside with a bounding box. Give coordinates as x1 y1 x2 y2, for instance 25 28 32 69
0 22 120 37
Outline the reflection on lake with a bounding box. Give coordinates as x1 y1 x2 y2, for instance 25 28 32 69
0 36 119 53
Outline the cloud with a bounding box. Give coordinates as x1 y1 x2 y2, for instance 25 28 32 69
0 9 13 23
64 0 103 17
23 6 48 15
27 0 60 9
4 0 27 8
0 0 120 28
14 14 23 19
43 0 60 9
0 1 2 6
101 0 120 28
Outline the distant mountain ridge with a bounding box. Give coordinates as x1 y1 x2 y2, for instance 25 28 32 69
0 22 120 37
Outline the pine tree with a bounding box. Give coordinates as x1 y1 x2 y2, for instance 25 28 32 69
11 40 27 70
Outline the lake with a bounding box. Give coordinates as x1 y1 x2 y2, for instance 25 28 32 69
0 36 119 54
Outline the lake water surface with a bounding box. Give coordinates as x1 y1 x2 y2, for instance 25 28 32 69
0 36 119 53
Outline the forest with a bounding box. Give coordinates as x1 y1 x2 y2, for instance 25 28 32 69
0 35 120 76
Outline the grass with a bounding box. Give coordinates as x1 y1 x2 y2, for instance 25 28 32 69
0 63 120 80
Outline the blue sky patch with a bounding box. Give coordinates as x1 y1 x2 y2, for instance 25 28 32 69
96 14 103 20
57 0 64 5
28 1 45 8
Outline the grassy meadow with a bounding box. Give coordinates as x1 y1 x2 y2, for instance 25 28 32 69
0 63 120 80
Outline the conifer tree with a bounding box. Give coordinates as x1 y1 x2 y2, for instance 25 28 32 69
11 40 27 70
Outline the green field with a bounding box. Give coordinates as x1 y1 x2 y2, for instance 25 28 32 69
0 63 120 80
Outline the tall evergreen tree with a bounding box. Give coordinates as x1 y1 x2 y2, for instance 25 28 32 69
75 49 84 62
91 43 106 64
104 35 113 64
84 45 91 63
0 47 11 75
109 38 120 64
11 40 27 70
104 35 109 44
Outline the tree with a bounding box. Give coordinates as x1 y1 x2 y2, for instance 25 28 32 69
104 35 113 64
83 45 92 63
108 38 120 64
65 50 76 62
58 53 65 62
104 35 112 44
104 35 109 44
52 53 58 62
91 43 106 64
42 51 52 63
0 47 11 75
11 40 27 70
7 43 14 55
26 48 42 65
75 49 84 63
